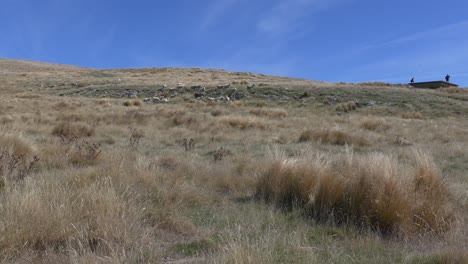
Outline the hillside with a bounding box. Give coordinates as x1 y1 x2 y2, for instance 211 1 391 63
0 58 328 91
0 59 467 263
1 59 468 118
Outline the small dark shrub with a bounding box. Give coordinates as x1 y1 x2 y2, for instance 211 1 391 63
52 122 95 138
129 128 144 148
0 152 40 184
211 147 231 162
68 141 102 166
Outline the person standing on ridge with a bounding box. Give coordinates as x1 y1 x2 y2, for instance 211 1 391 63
445 74 451 82
410 77 415 83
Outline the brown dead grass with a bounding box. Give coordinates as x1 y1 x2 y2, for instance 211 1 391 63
335 101 357 112
0 133 35 156
437 87 468 94
359 117 390 131
51 122 95 138
298 128 369 146
401 112 424 119
0 59 467 262
219 116 267 130
255 151 456 236
249 108 288 119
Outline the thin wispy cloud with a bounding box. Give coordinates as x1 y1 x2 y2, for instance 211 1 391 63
328 19 468 84
256 0 344 37
342 40 468 84
199 0 241 30
361 19 468 51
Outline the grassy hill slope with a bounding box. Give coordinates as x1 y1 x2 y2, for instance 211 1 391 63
0 59 467 263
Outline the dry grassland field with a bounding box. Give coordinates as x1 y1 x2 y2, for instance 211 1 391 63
0 59 467 263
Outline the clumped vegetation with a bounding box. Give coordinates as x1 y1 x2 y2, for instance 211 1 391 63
401 111 424 119
437 87 468 94
0 134 39 184
0 60 467 263
220 116 267 130
52 122 95 138
359 117 390 131
359 81 393 86
129 127 144 148
249 108 288 119
411 250 468 264
255 151 456 236
299 128 369 146
123 100 141 107
335 101 357 112
67 140 102 166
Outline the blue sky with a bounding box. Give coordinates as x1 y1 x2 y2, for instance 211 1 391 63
1 0 467 86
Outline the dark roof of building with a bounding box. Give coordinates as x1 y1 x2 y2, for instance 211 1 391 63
409 81 458 89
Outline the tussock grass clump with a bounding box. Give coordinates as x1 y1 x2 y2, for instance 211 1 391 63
359 117 390 131
298 128 369 146
411 250 468 264
255 151 456 236
52 122 95 138
1 115 14 125
220 116 266 130
55 113 87 122
171 113 199 127
0 179 140 258
359 118 390 131
210 108 225 117
401 112 424 119
335 101 357 112
0 133 35 156
359 82 392 86
101 110 151 126
123 100 141 107
68 141 102 166
437 87 468 94
0 133 39 184
96 99 111 105
249 108 288 119
53 101 69 110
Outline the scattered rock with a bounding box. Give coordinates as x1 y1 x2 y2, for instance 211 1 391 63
396 136 412 146
299 91 309 99
324 96 338 105
194 93 205 99
127 90 138 98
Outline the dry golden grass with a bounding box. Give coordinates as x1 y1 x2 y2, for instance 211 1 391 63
438 87 468 94
401 111 424 119
249 108 288 119
0 59 466 263
0 132 35 156
122 100 142 107
335 101 357 112
219 116 267 130
256 151 456 236
51 122 95 138
359 117 390 131
298 128 369 146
